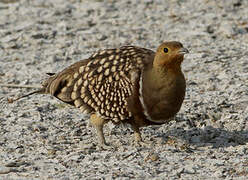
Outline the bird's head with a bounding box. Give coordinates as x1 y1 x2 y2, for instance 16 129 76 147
153 41 189 71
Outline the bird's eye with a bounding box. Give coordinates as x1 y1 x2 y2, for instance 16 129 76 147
164 48 169 53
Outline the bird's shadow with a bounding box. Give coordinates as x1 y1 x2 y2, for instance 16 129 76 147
162 125 248 148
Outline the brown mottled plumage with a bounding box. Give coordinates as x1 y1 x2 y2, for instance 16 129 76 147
10 41 189 147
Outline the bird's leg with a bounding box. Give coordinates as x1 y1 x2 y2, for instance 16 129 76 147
131 124 142 142
130 116 152 147
130 123 150 147
90 114 110 149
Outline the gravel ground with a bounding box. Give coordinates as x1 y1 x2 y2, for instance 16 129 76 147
0 0 248 179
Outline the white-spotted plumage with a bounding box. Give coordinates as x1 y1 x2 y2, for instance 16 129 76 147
49 45 154 123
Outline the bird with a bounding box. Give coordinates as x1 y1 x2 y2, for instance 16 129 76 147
9 41 189 148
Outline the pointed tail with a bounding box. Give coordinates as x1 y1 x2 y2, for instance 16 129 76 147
7 88 46 103
7 73 56 103
8 71 75 104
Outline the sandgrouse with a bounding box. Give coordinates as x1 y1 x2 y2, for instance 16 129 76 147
10 41 189 147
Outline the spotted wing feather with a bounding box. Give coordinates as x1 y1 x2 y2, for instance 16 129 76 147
43 46 155 122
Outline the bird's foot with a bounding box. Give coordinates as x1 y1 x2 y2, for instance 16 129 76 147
96 142 115 151
134 139 150 147
132 131 151 148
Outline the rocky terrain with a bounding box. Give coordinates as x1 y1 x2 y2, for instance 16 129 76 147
0 0 248 179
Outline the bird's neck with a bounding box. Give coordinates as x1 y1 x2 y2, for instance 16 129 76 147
153 54 183 74
146 65 183 89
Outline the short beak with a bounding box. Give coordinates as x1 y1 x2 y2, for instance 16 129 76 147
178 47 189 55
